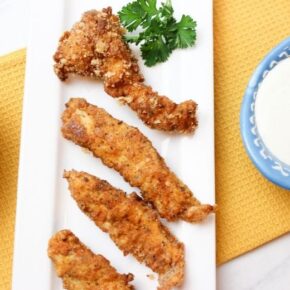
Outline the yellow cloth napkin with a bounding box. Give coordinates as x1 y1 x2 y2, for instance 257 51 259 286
214 0 290 264
0 49 25 290
1 0 290 288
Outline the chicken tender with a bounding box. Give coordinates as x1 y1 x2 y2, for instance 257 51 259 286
48 230 134 290
62 98 214 222
54 8 198 134
64 170 185 290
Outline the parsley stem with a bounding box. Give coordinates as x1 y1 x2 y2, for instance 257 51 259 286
124 35 140 42
165 0 172 8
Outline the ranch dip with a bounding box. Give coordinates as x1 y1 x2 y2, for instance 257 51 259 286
255 57 290 166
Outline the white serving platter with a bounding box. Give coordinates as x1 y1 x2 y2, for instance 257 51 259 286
12 0 215 289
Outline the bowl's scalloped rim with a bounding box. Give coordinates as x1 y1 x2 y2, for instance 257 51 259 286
240 36 290 190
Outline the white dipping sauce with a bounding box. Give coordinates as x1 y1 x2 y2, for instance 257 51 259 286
255 57 290 165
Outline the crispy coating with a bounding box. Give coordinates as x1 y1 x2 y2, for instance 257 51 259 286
48 230 134 290
54 8 198 134
64 170 185 290
62 98 215 222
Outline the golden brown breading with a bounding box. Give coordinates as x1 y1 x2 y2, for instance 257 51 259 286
64 170 185 290
54 8 198 134
48 230 134 290
62 98 215 222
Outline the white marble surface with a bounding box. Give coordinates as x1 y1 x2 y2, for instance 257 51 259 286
1 1 290 289
218 233 290 290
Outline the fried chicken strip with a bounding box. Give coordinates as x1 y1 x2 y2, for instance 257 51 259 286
48 230 134 290
64 170 185 290
54 8 198 134
62 98 214 222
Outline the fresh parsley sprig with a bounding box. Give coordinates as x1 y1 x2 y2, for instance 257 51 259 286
118 0 197 66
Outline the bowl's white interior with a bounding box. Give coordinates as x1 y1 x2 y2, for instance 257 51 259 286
255 57 290 166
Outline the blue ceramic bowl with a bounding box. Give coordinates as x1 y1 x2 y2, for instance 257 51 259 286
240 37 290 190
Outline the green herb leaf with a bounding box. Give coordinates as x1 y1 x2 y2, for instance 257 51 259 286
118 2 146 31
139 0 158 16
174 15 196 48
141 38 172 67
160 1 174 19
119 0 197 66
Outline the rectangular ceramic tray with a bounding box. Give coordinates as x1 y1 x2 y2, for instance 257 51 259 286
12 0 215 289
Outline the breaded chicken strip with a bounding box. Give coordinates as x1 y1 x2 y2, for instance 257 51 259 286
64 170 185 290
54 8 198 134
48 230 134 290
62 98 214 222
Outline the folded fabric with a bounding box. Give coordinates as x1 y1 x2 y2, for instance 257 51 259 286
214 0 290 264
